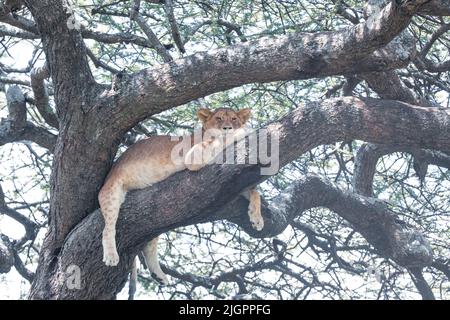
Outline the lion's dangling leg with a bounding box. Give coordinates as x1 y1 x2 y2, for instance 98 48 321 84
143 236 169 285
99 180 125 266
242 188 264 231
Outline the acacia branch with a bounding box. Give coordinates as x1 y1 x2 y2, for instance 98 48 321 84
0 183 38 245
0 236 14 274
185 18 248 45
358 1 423 106
331 0 359 24
229 175 433 269
0 76 31 86
30 64 58 129
130 0 173 62
86 48 120 75
420 59 450 73
362 70 418 104
409 267 435 300
0 198 38 246
0 25 37 39
0 233 35 282
419 0 450 15
6 84 26 128
354 144 450 197
420 23 450 59
0 12 38 33
81 29 155 48
414 22 450 73
98 0 424 134
0 85 56 151
432 259 450 279
163 0 185 53
12 248 35 282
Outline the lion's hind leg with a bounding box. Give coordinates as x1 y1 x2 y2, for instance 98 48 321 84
143 236 169 285
242 188 264 231
99 180 125 266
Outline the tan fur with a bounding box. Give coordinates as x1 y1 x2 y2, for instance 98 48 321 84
99 108 264 284
248 189 263 230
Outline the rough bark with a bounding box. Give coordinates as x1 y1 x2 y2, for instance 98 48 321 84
0 237 14 274
22 1 119 299
419 0 450 15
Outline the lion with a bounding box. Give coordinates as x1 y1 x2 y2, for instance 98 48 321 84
99 107 263 284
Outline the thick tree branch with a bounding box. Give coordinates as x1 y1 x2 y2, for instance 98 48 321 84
99 0 424 134
0 121 56 151
30 96 450 299
229 175 433 269
359 1 423 106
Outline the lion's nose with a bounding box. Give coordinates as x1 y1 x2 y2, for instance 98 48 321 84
222 126 233 131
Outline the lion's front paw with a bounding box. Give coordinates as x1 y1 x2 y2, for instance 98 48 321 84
103 249 120 266
185 162 205 171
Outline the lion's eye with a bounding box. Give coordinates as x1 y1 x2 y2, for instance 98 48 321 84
231 117 237 121
216 117 223 121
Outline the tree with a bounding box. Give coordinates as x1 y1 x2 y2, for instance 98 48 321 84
0 0 449 300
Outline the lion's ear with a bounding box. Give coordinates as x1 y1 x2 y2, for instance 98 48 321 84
237 108 251 124
197 108 212 124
